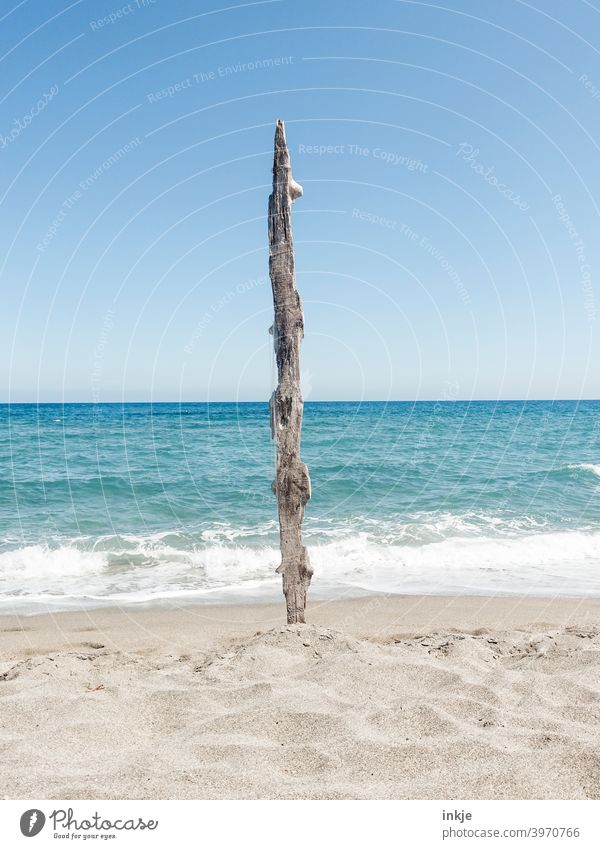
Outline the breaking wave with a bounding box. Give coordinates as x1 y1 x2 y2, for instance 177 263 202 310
2 513 600 612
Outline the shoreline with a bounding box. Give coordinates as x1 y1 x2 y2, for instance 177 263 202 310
2 594 599 799
2 593 600 654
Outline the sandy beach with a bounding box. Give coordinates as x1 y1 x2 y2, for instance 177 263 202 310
1 594 599 800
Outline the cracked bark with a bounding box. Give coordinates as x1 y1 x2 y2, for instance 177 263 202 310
268 119 312 625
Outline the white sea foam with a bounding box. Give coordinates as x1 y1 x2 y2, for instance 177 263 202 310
568 463 600 477
0 544 104 582
1 522 600 612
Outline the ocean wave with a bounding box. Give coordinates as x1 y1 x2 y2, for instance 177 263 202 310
1 522 600 611
567 463 600 477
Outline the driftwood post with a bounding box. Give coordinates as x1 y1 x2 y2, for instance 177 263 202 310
268 119 312 625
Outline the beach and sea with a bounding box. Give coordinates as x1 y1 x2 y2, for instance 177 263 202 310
1 400 599 798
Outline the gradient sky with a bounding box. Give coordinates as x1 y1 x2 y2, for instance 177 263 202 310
1 0 599 402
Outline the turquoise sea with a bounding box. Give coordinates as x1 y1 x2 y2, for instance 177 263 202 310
1 401 600 612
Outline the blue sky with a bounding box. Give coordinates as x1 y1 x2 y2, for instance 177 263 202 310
1 0 599 402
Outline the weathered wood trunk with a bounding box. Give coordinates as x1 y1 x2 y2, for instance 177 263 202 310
268 119 312 625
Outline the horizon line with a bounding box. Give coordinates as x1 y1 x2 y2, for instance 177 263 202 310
1 398 600 405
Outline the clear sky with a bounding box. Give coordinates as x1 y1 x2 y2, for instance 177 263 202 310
1 0 598 402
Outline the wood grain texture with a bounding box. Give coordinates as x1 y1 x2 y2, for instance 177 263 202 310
268 119 312 624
